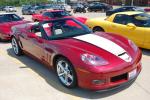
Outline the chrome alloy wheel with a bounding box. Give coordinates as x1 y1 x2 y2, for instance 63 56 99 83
12 38 19 55
57 60 74 86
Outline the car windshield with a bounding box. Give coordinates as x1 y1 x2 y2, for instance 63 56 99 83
131 13 150 27
42 18 91 40
0 14 22 23
51 11 71 18
33 6 43 10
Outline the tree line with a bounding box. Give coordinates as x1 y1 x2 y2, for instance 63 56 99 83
0 0 51 6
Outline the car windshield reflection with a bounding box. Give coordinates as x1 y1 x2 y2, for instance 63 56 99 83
42 18 92 40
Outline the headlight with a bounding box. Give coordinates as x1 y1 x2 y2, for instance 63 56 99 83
128 40 138 52
81 53 109 66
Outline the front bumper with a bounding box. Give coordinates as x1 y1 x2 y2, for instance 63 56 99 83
76 52 142 90
96 75 137 92
0 33 11 40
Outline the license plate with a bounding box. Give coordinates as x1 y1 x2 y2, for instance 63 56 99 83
129 69 137 80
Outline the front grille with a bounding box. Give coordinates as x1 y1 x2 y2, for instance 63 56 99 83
111 73 127 82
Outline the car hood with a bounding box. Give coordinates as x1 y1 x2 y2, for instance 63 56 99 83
54 32 139 64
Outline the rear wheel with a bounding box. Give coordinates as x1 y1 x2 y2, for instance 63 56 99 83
22 12 25 15
34 19 38 22
93 26 104 32
101 9 104 12
83 9 86 13
11 37 23 56
73 10 76 13
87 8 91 12
55 57 77 88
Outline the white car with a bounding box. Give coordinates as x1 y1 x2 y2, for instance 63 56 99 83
5 6 16 12
61 4 72 12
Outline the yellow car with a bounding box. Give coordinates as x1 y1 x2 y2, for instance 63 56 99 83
85 11 150 49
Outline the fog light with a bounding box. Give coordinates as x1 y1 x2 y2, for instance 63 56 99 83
92 80 105 85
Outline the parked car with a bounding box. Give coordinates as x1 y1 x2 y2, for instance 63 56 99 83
63 4 72 12
27 6 47 14
73 4 86 13
87 2 112 12
5 6 17 12
32 10 87 24
144 7 150 12
48 4 71 12
51 5 65 10
106 6 144 16
0 6 5 11
11 18 142 90
22 5 32 15
86 11 150 49
0 13 30 41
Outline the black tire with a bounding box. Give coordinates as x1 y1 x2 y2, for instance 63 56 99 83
34 19 38 22
55 57 77 88
11 37 23 56
83 10 86 13
87 8 91 12
22 12 25 15
73 10 76 13
93 26 104 32
102 9 105 12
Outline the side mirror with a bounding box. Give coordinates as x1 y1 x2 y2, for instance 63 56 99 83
127 23 136 29
27 33 37 38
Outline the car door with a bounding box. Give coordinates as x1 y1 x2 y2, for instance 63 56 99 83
109 14 145 46
19 29 34 53
20 25 45 61
28 26 46 61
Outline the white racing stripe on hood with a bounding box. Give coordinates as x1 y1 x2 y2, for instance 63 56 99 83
73 34 132 62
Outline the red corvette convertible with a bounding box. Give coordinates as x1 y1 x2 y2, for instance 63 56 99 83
32 10 87 24
11 18 142 90
0 13 30 41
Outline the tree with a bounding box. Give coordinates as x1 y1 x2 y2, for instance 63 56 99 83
0 0 49 6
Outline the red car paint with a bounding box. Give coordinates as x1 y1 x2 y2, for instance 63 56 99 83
32 10 87 24
0 14 30 40
12 18 142 90
144 8 150 12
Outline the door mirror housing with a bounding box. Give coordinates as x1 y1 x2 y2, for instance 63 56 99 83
127 23 136 29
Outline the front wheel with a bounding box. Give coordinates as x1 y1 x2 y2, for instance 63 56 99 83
11 37 23 56
55 57 77 88
83 9 86 13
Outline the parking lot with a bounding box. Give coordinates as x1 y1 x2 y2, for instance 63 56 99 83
0 8 150 100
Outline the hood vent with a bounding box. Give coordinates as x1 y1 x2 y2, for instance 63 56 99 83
118 52 132 62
